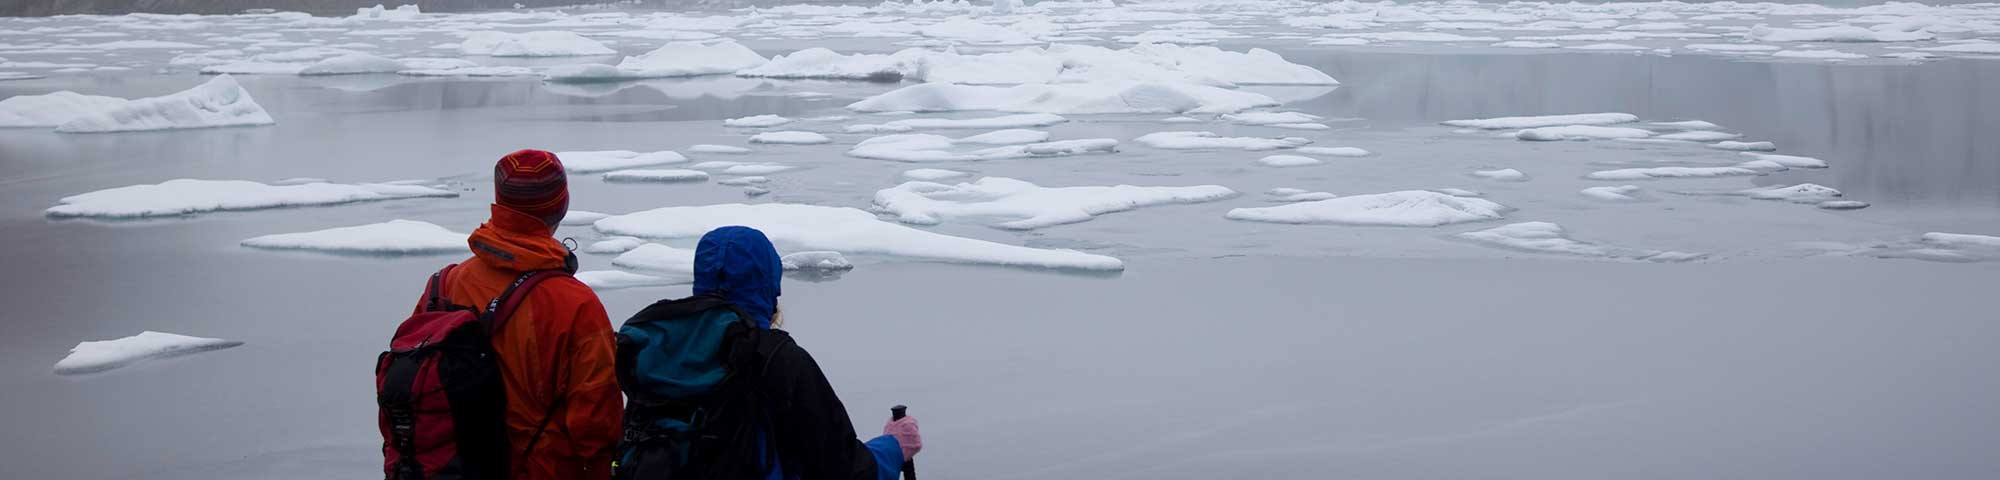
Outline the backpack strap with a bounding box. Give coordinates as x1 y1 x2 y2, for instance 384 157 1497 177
421 264 460 312
480 269 571 333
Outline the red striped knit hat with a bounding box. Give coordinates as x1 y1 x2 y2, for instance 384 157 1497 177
494 149 569 227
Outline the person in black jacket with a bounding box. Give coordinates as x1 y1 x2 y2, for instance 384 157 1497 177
613 226 902 480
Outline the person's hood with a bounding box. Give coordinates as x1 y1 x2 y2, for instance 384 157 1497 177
468 204 575 273
692 226 782 328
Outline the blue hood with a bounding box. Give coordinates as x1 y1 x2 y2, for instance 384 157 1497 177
692 226 783 328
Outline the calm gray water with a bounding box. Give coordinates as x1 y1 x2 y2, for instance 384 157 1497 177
2 47 1998 480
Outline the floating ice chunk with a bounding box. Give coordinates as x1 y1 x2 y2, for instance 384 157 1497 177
351 4 421 20
240 219 466 255
846 124 915 134
742 186 771 197
562 210 611 226
594 203 1124 270
1921 43 2000 54
1743 183 1842 203
849 133 1116 162
1685 44 1781 53
577 270 686 291
582 236 645 254
298 54 405 75
1265 188 1336 202
1443 112 1638 129
724 114 793 127
399 66 538 77
1655 120 1721 129
689 144 752 154
1517 125 1655 141
1657 130 1742 141
1225 190 1509 227
47 179 454 219
612 243 699 275
918 18 1040 45
1323 31 1500 43
749 131 832 145
1309 38 1373 46
1773 49 1867 60
201 61 310 75
1581 185 1643 201
53 331 243 375
1741 152 1828 168
873 177 1237 230
1296 146 1371 157
1747 24 1934 43
603 169 710 182
1922 232 2000 249
735 47 926 81
1817 200 1870 210
1257 154 1321 167
0 72 45 81
848 82 1279 114
1584 166 1764 181
1267 123 1331 130
1473 168 1527 181
0 91 127 128
781 251 853 271
559 150 689 173
1119 44 1339 86
1435 188 1483 197
1116 31 1217 45
1710 141 1777 151
716 176 768 186
722 164 795 175
1492 41 1560 49
903 168 970 181
884 113 1066 129
956 129 1050 145
1135 131 1311 151
56 75 273 133
461 31 615 57
1456 222 1704 262
1568 43 1647 51
1221 111 1322 125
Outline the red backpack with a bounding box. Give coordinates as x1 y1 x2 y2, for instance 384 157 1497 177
376 264 568 480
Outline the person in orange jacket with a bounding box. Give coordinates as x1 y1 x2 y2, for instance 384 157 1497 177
414 149 622 480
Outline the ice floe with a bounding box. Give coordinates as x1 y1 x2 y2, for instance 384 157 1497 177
577 270 686 291
689 144 752 154
902 168 971 181
1741 152 1828 169
1456 222 1705 262
0 91 127 128
781 251 854 271
749 131 832 145
849 133 1116 162
460 31 615 57
1747 24 1934 43
612 243 699 275
1584 166 1764 181
1581 185 1644 201
1225 190 1509 227
723 114 794 128
884 113 1066 129
1773 49 1868 60
297 54 406 75
848 82 1279 114
240 219 466 255
1443 113 1638 129
562 210 610 226
872 177 1237 230
545 39 766 82
1516 125 1655 141
53 331 243 376
1134 131 1310 151
559 150 689 173
603 169 710 183
582 236 645 255
1656 130 1742 142
1710 141 1778 152
55 75 273 133
1473 168 1528 181
594 203 1124 270
1742 183 1844 203
47 179 455 219
1257 154 1321 167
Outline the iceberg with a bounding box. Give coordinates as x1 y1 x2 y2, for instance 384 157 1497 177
594 203 1124 270
55 75 274 133
1225 190 1509 227
47 179 455 219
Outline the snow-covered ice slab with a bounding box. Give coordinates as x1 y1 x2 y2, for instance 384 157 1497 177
0 91 127 128
56 75 273 133
1584 166 1764 181
461 31 615 57
1742 184 1843 203
240 220 466 255
1457 222 1705 262
1225 190 1509 227
1257 154 1321 167
1581 185 1644 201
723 114 793 128
1774 49 1867 60
297 54 406 75
1221 111 1321 125
690 144 752 154
848 82 1279 115
873 177 1236 230
543 40 766 82
611 243 699 275
594 203 1124 270
1516 125 1655 141
1741 152 1828 169
562 210 611 226
735 47 926 81
749 131 832 145
582 236 645 255
781 251 853 271
1297 146 1371 157
1657 131 1742 142
1474 168 1527 181
885 113 1066 129
1443 113 1638 130
1711 141 1777 152
54 331 244 376
1135 131 1310 151
577 270 688 291
1747 24 1933 43
1853 232 2000 263
849 133 1116 162
560 150 689 173
47 179 456 219
603 169 710 183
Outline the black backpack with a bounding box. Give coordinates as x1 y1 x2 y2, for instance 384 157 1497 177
612 294 796 480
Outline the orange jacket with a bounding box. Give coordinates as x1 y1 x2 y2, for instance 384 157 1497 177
414 205 622 480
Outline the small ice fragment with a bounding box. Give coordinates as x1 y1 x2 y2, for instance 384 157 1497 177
781 251 853 271
1473 168 1527 181
54 331 244 375
1257 155 1321 167
749 131 832 145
